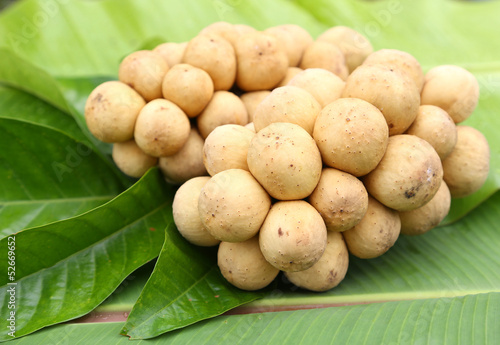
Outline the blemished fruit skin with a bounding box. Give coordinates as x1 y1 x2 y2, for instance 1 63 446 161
308 168 369 232
363 134 443 212
253 85 321 136
198 169 271 243
313 98 389 177
285 231 349 292
442 126 490 198
399 180 451 236
363 49 424 91
218 236 280 291
259 200 328 272
84 81 145 143
342 196 401 259
84 21 490 293
134 99 191 157
342 63 420 136
203 124 254 176
405 105 457 161
247 122 322 200
235 31 289 91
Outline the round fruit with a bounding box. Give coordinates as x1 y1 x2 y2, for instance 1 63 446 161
84 81 145 143
198 169 271 242
172 176 220 247
247 122 322 200
363 134 443 212
218 236 279 291
259 200 327 272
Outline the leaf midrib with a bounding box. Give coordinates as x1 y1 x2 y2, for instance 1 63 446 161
0 195 114 206
125 265 221 336
246 289 500 308
0 199 169 287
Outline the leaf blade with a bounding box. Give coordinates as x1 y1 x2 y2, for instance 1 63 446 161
121 223 265 340
0 168 172 341
0 117 127 237
7 293 500 344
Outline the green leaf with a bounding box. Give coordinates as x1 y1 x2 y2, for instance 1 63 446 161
121 223 265 340
8 292 500 344
0 86 86 143
0 168 172 341
0 117 127 237
0 48 116 150
0 0 324 77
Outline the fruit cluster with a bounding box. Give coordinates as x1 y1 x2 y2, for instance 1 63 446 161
85 22 490 292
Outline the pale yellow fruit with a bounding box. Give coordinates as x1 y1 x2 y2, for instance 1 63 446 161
118 50 169 101
342 196 401 259
308 168 369 232
264 24 313 67
442 126 490 198
158 128 207 185
162 63 214 118
235 31 289 91
240 91 271 122
285 231 349 292
300 41 349 80
153 42 187 67
198 169 271 243
400 180 451 236
197 91 248 139
363 49 424 91
112 140 158 178
275 67 303 88
172 176 220 247
218 236 279 291
287 68 345 108
313 98 389 176
316 26 373 73
405 105 457 160
84 81 145 143
247 122 322 200
342 63 420 135
421 65 479 124
200 22 256 47
203 124 254 176
182 34 236 90
253 86 321 136
134 99 190 157
363 134 443 211
259 200 327 272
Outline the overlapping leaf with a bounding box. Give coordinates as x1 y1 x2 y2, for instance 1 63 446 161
0 168 171 341
121 224 265 340
0 115 126 237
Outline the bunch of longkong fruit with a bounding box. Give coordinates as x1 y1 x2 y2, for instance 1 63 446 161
85 22 490 292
